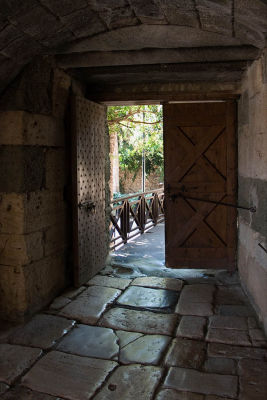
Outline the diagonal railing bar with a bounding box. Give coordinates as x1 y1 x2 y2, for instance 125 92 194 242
110 214 126 241
110 188 164 250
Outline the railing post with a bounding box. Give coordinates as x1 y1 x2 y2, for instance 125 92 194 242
110 188 165 250
140 194 146 233
152 193 159 225
121 200 129 243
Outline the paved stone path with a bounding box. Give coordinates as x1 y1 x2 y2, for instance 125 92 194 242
0 266 266 399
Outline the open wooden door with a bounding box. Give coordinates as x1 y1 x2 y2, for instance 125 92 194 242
72 95 107 286
164 101 237 270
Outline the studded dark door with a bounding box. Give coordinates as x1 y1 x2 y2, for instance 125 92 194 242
164 101 237 270
72 95 107 286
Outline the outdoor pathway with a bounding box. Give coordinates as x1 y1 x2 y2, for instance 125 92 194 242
0 260 267 399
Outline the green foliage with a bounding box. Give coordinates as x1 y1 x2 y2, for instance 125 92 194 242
107 105 163 178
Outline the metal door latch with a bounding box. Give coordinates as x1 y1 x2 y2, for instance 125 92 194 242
78 200 96 213
177 193 256 212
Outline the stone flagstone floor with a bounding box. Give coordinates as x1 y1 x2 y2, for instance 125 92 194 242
0 265 267 400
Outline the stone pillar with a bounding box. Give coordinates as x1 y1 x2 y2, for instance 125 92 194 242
0 60 72 321
238 48 267 333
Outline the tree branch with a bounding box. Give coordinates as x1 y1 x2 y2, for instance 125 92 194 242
127 120 162 125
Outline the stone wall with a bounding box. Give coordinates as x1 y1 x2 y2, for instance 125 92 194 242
238 48 267 333
119 168 163 194
0 59 72 321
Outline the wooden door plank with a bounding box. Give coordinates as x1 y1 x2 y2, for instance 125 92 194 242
164 101 237 270
71 95 107 286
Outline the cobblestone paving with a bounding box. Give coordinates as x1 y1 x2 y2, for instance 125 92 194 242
0 269 266 400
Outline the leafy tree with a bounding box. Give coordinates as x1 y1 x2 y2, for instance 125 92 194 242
107 105 163 180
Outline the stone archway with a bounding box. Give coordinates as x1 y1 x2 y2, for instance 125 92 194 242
0 0 266 329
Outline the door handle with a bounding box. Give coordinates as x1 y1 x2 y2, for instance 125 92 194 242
78 200 96 213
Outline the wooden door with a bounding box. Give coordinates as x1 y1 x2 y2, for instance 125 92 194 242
164 101 237 269
71 95 107 286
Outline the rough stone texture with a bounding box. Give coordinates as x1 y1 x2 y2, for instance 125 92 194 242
87 275 132 290
8 314 75 349
131 276 184 291
0 1 266 93
165 338 206 369
0 344 42 384
44 222 68 257
0 191 67 235
208 343 267 360
0 60 74 324
0 146 45 193
209 316 248 330
204 357 236 375
0 111 65 147
62 286 86 299
164 367 238 398
156 390 204 400
0 383 9 395
249 328 267 347
238 359 267 400
0 253 67 322
215 286 248 305
115 330 143 348
238 50 267 335
1 387 63 399
49 296 71 310
59 286 121 324
176 285 214 316
119 334 171 365
100 307 178 335
207 328 251 346
117 286 179 309
216 305 255 317
22 351 117 400
57 324 119 360
0 232 43 267
205 397 232 400
93 364 163 400
45 148 67 191
177 316 206 340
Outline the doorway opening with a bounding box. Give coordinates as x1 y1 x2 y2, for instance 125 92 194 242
108 104 165 268
106 100 237 274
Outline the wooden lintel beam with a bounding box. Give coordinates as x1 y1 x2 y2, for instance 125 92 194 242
56 46 259 69
67 61 248 86
86 82 241 104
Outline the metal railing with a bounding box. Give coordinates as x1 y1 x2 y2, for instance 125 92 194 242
110 188 164 250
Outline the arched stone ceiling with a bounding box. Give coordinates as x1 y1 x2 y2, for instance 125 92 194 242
0 0 267 92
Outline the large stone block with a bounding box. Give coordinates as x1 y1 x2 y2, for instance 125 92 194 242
0 232 43 266
263 48 267 83
247 57 263 98
0 145 45 192
249 85 267 135
0 253 67 321
238 232 267 334
0 191 67 234
61 8 106 38
238 91 249 126
24 190 68 233
23 253 67 315
238 178 267 238
0 193 24 234
0 111 65 146
44 222 69 257
45 148 67 191
164 367 238 398
52 69 71 119
0 265 27 321
0 57 54 114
